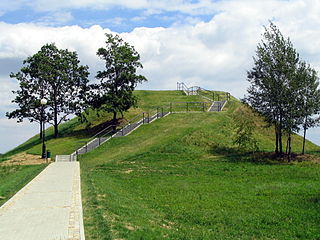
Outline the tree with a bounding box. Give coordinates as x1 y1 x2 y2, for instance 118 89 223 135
7 43 90 138
297 62 320 154
90 33 147 123
245 22 300 159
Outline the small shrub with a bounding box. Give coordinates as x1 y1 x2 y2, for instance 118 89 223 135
231 106 259 153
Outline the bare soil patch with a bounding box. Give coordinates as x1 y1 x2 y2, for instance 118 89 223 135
1 152 51 166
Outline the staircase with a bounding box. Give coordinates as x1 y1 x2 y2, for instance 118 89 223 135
54 110 170 161
55 155 77 162
208 101 227 112
55 84 229 162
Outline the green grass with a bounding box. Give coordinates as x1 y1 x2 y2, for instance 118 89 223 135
0 164 46 206
80 100 320 240
4 90 204 158
3 90 320 239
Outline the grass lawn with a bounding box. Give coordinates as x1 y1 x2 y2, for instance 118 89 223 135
80 105 320 239
3 90 206 159
0 164 46 206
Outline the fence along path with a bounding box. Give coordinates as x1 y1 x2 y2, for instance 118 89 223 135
55 110 170 162
56 84 230 161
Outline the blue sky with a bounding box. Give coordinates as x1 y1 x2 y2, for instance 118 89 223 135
0 6 214 32
1 0 320 153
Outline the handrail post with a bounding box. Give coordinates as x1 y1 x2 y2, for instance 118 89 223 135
99 137 101 145
212 92 215 101
143 112 145 124
187 102 189 112
148 112 150 123
85 142 88 153
157 107 159 118
170 102 172 113
162 108 164 117
203 102 205 112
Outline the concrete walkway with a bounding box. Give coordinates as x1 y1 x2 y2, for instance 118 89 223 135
0 162 85 240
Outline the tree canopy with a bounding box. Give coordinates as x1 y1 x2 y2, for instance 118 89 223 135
89 33 147 122
7 43 89 138
245 22 320 160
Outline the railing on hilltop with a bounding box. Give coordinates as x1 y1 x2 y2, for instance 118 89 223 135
177 82 200 96
177 82 231 101
197 87 231 102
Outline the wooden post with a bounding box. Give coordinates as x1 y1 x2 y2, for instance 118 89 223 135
170 103 172 113
187 102 189 112
162 108 164 117
203 102 205 112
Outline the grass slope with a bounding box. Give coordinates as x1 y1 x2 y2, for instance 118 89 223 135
3 91 204 159
80 99 320 240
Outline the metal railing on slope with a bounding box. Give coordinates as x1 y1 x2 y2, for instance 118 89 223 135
73 107 170 155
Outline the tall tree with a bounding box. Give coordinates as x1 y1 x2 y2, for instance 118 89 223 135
90 33 147 123
297 62 320 154
246 22 300 157
246 22 320 160
7 43 90 137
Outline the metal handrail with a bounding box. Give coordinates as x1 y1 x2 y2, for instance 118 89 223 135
75 108 172 155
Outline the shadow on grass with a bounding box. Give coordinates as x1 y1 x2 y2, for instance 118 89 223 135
209 145 305 165
4 118 125 158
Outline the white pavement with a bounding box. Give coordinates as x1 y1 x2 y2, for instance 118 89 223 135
0 162 85 240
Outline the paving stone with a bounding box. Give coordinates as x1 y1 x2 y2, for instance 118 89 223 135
0 162 85 240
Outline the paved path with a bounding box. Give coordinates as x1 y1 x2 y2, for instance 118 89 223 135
0 162 85 240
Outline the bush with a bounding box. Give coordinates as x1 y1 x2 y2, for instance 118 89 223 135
231 106 259 152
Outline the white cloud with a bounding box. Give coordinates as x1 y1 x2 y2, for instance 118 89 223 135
2 0 320 152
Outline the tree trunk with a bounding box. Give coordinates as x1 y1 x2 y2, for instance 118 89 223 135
113 111 117 131
288 133 292 162
302 127 307 155
54 100 58 138
279 116 283 155
302 118 307 155
275 124 279 155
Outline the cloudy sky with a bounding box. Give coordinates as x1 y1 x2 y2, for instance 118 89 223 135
1 0 320 153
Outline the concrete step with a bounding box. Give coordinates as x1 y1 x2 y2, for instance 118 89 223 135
209 101 226 112
55 155 76 162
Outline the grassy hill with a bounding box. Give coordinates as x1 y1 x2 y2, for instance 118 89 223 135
2 90 205 159
1 90 320 239
77 92 319 240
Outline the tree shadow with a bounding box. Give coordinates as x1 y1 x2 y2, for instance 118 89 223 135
4 118 126 157
209 145 294 165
